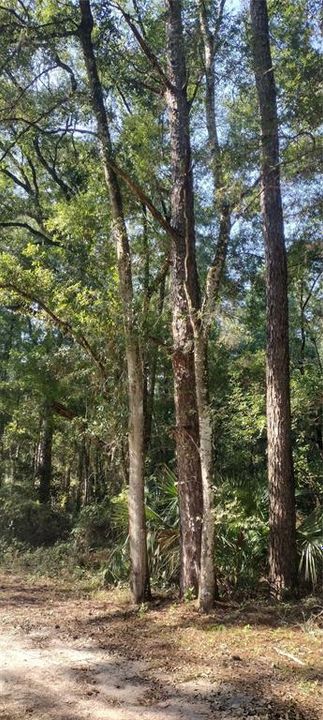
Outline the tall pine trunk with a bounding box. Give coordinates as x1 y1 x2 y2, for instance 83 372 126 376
79 0 150 602
250 0 297 598
165 0 203 596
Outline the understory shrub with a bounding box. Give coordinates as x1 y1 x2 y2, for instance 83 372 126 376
71 501 112 549
0 485 70 546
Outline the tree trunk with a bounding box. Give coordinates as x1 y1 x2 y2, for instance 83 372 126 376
79 0 150 602
143 276 167 453
37 400 53 505
82 440 91 506
250 0 297 598
192 328 216 610
0 313 14 471
165 0 203 596
64 464 71 503
190 0 231 611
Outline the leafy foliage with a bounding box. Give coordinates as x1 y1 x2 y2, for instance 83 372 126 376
0 0 321 597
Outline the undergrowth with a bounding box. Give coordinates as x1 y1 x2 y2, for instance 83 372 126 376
0 538 109 590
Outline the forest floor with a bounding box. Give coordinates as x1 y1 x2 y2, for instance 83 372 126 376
0 572 322 720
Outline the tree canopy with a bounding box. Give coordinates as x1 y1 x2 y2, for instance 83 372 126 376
0 0 321 602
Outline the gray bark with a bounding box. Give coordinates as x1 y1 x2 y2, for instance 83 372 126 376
79 0 150 602
194 0 230 611
250 0 297 598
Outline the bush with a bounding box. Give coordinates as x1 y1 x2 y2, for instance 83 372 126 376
72 502 112 549
0 486 70 546
0 538 84 579
298 505 323 589
214 482 269 593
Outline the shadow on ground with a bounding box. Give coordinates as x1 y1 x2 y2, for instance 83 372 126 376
1 649 320 720
0 573 322 720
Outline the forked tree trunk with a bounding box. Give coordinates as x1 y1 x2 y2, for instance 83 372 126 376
79 0 150 602
250 0 297 598
165 0 203 596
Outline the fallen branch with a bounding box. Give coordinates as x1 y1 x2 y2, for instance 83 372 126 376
273 647 306 666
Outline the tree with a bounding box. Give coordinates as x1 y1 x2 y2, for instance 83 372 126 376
164 0 203 596
190 0 232 611
249 0 297 597
78 0 150 602
0 0 321 599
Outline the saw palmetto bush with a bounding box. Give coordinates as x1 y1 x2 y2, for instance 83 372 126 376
106 468 180 587
297 505 323 589
146 467 180 586
97 465 323 593
105 467 269 592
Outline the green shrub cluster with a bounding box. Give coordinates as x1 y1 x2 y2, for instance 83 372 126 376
0 475 321 593
0 486 70 546
71 502 112 549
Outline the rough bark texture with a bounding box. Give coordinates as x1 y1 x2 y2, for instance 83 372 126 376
79 0 150 603
165 0 203 596
250 0 297 598
37 400 53 505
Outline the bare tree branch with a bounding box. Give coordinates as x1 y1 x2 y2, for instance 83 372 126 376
0 281 107 379
112 3 173 92
0 167 32 194
33 136 74 199
0 221 61 247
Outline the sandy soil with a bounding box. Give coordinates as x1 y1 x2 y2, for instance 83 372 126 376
0 625 220 720
0 629 217 719
0 573 322 720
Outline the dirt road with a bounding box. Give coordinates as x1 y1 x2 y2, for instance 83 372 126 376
0 573 322 720
0 628 217 719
